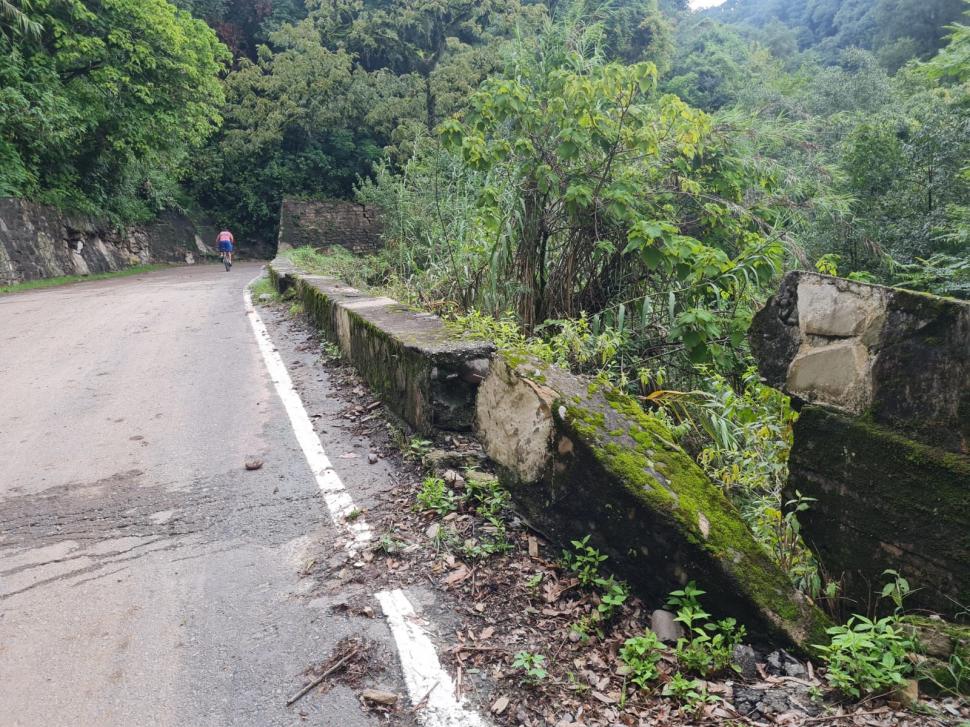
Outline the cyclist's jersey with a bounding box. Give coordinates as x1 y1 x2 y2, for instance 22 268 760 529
217 231 234 252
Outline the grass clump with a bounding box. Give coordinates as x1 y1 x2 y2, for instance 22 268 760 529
415 475 458 515
249 277 280 302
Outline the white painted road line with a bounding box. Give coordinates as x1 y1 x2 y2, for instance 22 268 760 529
247 277 490 726
376 589 490 727
245 281 373 551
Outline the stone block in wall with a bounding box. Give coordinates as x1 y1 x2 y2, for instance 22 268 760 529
787 405 969 615
269 257 492 433
278 198 383 255
750 271 970 454
475 357 831 650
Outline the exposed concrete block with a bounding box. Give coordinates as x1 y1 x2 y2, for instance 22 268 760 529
751 271 970 454
796 277 886 338
476 357 830 650
269 258 494 433
786 340 871 411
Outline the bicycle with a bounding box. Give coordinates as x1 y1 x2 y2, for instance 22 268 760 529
221 250 232 272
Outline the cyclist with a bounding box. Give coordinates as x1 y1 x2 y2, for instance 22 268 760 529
217 229 235 270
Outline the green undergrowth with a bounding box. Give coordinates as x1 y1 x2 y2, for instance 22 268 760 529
249 277 281 302
0 264 170 295
284 246 383 293
413 468 514 561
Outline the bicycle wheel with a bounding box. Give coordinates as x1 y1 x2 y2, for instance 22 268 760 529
224 254 230 272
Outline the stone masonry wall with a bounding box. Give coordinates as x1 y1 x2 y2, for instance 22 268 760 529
750 271 970 616
0 197 216 286
278 198 383 255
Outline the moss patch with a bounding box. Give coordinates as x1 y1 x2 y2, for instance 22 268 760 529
495 358 831 651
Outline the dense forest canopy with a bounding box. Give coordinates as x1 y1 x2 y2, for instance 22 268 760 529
707 0 966 67
0 0 229 220
1 0 967 281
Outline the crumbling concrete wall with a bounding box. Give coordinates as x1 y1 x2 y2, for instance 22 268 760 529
269 257 492 433
751 272 970 615
278 198 382 255
0 198 216 285
476 357 831 649
270 257 833 650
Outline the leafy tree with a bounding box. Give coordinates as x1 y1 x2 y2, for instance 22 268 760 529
0 0 229 219
190 25 396 238
172 0 306 58
1 0 41 38
375 11 789 374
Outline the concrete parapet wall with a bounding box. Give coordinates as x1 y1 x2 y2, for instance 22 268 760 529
476 357 830 649
269 257 493 433
270 257 833 650
789 406 970 615
751 271 970 617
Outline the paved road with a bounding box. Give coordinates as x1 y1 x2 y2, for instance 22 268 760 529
0 265 398 727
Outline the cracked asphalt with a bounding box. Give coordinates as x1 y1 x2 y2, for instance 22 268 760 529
0 264 407 727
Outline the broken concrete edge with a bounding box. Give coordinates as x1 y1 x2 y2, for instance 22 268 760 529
268 256 494 434
269 257 830 651
750 270 970 454
476 356 833 653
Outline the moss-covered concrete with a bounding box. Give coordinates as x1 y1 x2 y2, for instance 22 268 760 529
902 616 970 696
268 257 494 433
788 406 970 617
476 358 831 651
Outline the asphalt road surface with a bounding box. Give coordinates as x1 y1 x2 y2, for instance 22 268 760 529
0 264 406 727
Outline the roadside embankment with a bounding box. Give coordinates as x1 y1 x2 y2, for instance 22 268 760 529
267 255 831 651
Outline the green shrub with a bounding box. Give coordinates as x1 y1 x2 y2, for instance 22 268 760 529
662 672 718 710
668 581 746 678
562 535 609 588
620 632 664 688
815 615 913 698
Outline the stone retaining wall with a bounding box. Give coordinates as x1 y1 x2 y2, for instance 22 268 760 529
278 199 383 255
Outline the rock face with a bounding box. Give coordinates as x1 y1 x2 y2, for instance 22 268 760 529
278 198 383 255
751 272 970 615
269 257 494 433
0 197 216 285
476 357 830 650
